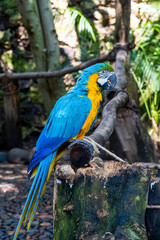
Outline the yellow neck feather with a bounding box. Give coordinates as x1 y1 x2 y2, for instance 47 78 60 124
75 73 102 139
87 73 102 101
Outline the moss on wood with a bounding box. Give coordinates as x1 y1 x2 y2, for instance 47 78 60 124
53 162 150 240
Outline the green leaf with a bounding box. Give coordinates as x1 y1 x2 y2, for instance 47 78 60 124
68 7 96 42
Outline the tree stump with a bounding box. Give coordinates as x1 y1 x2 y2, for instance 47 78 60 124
53 162 151 240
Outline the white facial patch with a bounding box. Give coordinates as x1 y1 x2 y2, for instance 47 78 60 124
97 77 108 86
97 71 114 87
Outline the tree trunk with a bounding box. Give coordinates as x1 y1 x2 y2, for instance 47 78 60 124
115 0 131 44
36 0 64 104
16 0 61 115
114 0 139 104
2 77 22 148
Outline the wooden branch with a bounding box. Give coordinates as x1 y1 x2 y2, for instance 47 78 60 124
0 42 135 80
115 50 128 90
70 141 94 168
90 91 129 144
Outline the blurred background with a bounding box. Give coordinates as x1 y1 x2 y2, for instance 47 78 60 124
0 0 159 162
0 1 160 239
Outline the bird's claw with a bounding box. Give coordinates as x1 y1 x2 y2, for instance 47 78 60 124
89 157 104 168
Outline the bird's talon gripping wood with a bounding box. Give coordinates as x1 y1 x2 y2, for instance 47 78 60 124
13 62 116 239
89 156 104 168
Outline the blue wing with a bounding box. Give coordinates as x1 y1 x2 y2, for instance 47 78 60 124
28 94 92 172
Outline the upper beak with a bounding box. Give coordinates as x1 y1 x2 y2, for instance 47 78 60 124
97 72 117 90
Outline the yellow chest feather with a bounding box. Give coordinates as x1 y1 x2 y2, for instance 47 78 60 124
76 73 102 139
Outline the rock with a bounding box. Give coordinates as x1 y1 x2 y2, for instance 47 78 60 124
93 9 109 27
130 13 139 29
40 222 51 227
0 152 8 163
93 10 103 20
7 231 15 236
8 148 29 164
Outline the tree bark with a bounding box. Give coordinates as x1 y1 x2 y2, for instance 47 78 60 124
115 50 127 90
114 0 139 104
115 0 131 44
2 78 22 148
36 0 63 105
16 0 61 114
53 162 151 240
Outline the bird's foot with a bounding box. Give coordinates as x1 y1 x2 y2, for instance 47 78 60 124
89 156 104 168
83 137 100 156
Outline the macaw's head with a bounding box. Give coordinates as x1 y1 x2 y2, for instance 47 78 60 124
79 62 117 91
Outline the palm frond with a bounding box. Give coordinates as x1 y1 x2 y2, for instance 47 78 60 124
68 7 96 42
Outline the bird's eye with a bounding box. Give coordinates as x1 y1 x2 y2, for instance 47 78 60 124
99 70 106 76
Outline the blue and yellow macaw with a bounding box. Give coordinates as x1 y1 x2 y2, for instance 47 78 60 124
14 62 116 239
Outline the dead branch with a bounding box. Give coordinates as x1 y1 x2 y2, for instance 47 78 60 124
0 42 135 80
115 50 128 89
90 91 129 144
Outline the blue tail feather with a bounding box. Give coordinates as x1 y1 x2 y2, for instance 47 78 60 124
25 164 43 220
13 151 57 240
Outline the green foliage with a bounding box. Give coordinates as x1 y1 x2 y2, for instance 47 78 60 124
0 0 17 16
20 86 43 112
136 20 160 70
0 0 20 25
12 51 36 72
131 12 160 139
28 86 43 104
67 7 100 61
0 29 11 47
68 7 96 42
1 49 36 73
0 0 35 73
